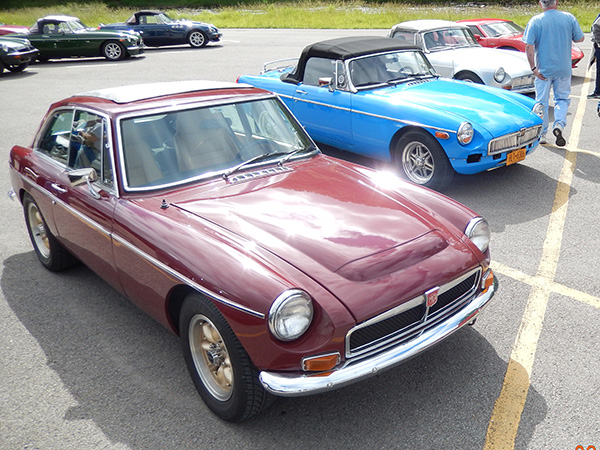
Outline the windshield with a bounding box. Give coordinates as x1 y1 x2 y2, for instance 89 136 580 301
349 50 436 88
423 27 478 51
119 97 315 189
67 20 87 32
481 21 524 38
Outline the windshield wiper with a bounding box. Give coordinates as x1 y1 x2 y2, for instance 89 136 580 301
278 145 317 166
223 151 290 180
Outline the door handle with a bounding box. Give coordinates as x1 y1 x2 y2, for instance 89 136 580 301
296 90 308 95
50 183 67 194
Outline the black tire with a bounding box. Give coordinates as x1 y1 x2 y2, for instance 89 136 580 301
0 60 4 75
179 293 274 422
7 62 28 73
23 193 77 271
455 72 484 84
394 130 454 190
187 30 208 48
101 41 126 61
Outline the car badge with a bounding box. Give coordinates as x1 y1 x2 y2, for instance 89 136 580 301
519 128 526 137
425 287 440 308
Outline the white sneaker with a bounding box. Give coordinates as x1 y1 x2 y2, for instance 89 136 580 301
540 135 548 145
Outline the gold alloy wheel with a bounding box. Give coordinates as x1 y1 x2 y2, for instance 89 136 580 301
189 314 234 401
27 202 50 259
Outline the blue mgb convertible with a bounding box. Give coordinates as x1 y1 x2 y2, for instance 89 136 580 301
100 10 221 49
237 36 543 189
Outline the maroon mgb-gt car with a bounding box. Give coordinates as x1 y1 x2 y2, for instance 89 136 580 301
9 80 497 421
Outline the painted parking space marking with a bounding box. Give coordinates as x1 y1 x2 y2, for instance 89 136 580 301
483 70 594 450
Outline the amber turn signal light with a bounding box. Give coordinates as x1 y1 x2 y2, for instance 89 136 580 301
481 269 494 293
302 352 340 372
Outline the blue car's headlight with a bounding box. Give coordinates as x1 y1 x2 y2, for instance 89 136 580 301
269 289 313 341
494 67 507 83
457 122 474 145
533 102 544 119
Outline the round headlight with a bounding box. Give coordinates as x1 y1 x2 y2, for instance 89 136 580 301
457 122 474 145
494 67 507 83
465 217 491 254
269 289 313 341
533 102 544 119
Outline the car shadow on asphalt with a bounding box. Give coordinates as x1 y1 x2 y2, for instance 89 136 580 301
2 251 547 449
319 143 575 234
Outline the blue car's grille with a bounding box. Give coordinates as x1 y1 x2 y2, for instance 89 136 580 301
488 125 542 155
345 267 481 359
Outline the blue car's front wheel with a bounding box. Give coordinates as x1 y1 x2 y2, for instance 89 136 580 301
188 30 208 48
395 130 453 190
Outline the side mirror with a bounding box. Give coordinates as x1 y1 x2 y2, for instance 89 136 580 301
319 77 333 91
68 167 101 199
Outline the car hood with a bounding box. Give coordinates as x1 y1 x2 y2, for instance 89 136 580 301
0 36 32 49
431 46 531 75
369 78 539 134
170 156 480 321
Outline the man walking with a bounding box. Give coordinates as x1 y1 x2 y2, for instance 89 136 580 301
523 0 584 147
588 13 600 99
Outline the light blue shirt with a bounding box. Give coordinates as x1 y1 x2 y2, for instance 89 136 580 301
523 9 584 78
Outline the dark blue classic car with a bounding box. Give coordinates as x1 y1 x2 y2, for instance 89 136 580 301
238 37 544 189
100 10 221 48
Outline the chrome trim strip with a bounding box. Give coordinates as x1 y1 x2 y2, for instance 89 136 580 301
112 234 266 319
259 274 497 397
21 174 112 238
15 170 265 320
280 93 456 135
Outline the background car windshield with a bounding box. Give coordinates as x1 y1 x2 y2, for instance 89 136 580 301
424 28 478 51
66 20 87 32
481 21 524 37
349 50 435 87
120 98 313 189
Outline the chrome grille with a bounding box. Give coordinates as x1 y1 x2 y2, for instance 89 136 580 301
346 267 481 359
487 125 542 156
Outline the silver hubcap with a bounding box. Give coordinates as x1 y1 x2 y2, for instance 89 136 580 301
105 43 122 60
190 32 205 47
189 314 233 401
27 203 50 259
402 141 434 184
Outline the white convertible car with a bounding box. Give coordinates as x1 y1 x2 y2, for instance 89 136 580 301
389 20 535 95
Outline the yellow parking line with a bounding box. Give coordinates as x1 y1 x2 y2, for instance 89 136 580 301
483 70 593 449
492 261 600 309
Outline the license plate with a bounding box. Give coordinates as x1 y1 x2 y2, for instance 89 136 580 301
506 147 526 165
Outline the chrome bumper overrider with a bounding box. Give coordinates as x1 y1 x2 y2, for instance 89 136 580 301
259 275 498 397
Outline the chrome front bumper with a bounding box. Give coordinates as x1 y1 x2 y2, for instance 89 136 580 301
259 275 498 397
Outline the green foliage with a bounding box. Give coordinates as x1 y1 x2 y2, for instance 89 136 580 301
1 1 599 29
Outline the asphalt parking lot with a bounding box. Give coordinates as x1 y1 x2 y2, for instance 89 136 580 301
1 29 599 450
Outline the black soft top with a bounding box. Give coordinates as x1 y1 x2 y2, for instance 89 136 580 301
283 36 419 84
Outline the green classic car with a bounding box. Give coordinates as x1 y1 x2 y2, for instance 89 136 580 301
0 36 38 74
14 15 144 62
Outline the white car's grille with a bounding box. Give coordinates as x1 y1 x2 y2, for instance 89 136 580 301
488 125 542 155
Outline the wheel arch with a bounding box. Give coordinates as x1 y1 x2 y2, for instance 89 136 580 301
166 284 197 336
389 125 437 161
453 70 484 84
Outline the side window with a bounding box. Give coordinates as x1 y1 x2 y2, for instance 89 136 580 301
37 110 74 165
303 57 335 86
468 25 483 38
71 111 113 189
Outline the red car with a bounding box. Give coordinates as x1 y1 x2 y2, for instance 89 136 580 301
0 23 29 36
458 18 584 68
9 80 497 421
